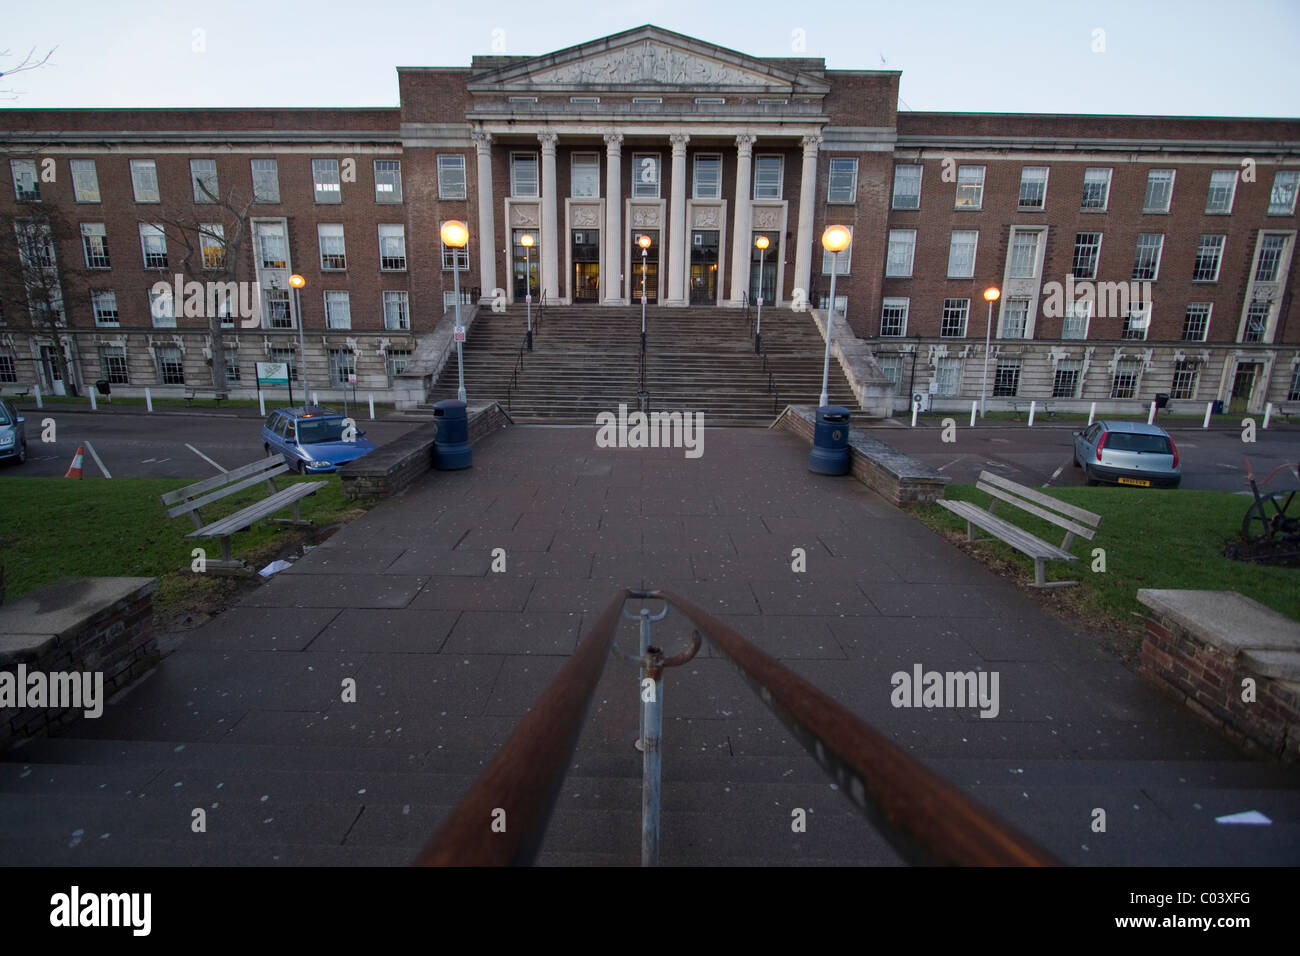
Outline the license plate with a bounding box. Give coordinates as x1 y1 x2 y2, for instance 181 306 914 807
1117 477 1150 487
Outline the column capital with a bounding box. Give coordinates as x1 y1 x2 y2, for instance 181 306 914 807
801 133 823 153
471 129 493 149
603 132 624 148
735 134 757 155
669 132 690 151
538 131 559 152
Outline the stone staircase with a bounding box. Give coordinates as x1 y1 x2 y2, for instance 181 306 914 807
425 305 860 425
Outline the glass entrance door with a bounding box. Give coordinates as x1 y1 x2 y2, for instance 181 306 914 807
749 231 779 305
690 230 719 305
630 229 659 303
571 230 600 302
1230 363 1260 413
40 344 66 395
512 229 540 301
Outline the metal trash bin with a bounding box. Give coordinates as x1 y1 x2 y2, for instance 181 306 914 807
432 399 472 470
94 379 111 396
1155 392 1169 409
809 405 852 475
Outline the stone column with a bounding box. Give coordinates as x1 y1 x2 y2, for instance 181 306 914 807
603 133 624 305
472 131 497 302
728 134 757 306
538 132 560 303
667 133 690 306
792 133 821 308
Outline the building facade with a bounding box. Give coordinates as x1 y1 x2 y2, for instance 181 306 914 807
1 24 1298 413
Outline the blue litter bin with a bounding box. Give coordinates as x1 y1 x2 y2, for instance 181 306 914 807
809 405 851 475
433 399 472 470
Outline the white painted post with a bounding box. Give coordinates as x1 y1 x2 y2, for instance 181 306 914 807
368 393 375 420
911 402 918 428
89 388 97 411
1027 400 1036 428
312 392 318 406
33 384 42 409
1263 402 1273 429
145 387 153 413
1147 401 1157 425
1088 401 1096 425
1203 402 1213 429
970 400 977 428
258 391 266 416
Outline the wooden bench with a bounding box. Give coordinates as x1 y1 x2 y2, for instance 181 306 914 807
1275 404 1299 423
937 471 1102 587
160 457 325 575
184 388 230 406
1010 400 1055 420
7 387 31 400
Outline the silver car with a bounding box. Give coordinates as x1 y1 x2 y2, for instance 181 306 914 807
0 399 26 466
1073 420 1180 488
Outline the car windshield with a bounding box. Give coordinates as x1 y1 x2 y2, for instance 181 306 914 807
0 405 11 426
296 418 346 444
1105 432 1170 453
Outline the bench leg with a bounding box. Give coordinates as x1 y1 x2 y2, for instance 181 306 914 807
1034 558 1045 587
221 536 232 563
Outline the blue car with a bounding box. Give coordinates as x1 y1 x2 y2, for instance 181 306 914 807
261 406 376 474
0 399 26 466
1073 420 1181 488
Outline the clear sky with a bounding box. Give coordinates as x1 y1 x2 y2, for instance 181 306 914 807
2 0 1297 117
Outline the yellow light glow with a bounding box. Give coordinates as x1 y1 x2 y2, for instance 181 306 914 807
288 274 305 289
755 236 770 250
637 234 652 250
983 287 1001 302
520 233 534 248
440 220 469 248
821 225 851 253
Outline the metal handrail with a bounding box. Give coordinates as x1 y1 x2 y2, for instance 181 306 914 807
506 291 547 413
414 587 1060 868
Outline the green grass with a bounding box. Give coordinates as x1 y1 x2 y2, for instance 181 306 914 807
915 483 1300 627
0 475 364 623
9 394 398 413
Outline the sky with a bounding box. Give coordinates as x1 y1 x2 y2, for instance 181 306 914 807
2 0 1298 117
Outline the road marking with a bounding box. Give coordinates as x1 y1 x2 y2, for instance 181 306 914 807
186 443 227 473
83 440 111 479
935 455 965 472
1042 464 1066 488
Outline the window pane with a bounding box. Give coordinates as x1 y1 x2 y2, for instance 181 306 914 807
693 154 721 199
1082 168 1111 210
131 160 160 202
313 159 341 203
892 165 921 209
947 230 977 277
252 159 280 202
1269 170 1299 215
1144 169 1174 213
1018 167 1048 209
753 156 782 200
1009 232 1039 278
437 156 465 200
191 159 219 202
880 298 908 336
885 229 914 277
632 154 660 198
375 160 404 202
941 299 969 337
70 160 100 202
571 153 600 199
1206 170 1237 213
828 158 857 203
512 154 539 198
955 166 984 209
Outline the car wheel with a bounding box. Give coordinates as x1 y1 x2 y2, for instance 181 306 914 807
1071 449 1081 468
1084 466 1099 487
295 459 306 475
16 441 26 464
264 443 273 457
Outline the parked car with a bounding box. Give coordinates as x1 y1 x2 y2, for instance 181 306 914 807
1073 420 1180 488
261 405 376 474
0 399 26 466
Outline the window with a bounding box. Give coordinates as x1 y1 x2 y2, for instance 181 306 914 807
1243 301 1270 343
11 159 39 201
935 358 961 396
375 160 403 202
312 159 341 203
1018 167 1048 210
200 224 224 270
324 290 351 330
251 159 280 202
383 291 410 330
139 224 168 269
441 236 469 271
694 97 725 105
386 348 413 382
1255 234 1288 282
1062 300 1091 340
1052 360 1082 398
1170 360 1199 400
329 348 356 386
70 159 100 202
1193 235 1225 282
224 346 241 383
1183 303 1211 341
379 225 406 271
941 298 969 338
1269 170 1299 215
955 166 985 209
993 360 1021 397
1205 170 1237 214
1132 234 1164 280
216 292 235 327
265 289 292 329
1122 302 1150 340
569 96 599 104
1144 169 1174 213
81 224 110 269
693 154 721 199
880 298 908 336
1081 168 1111 210
318 224 346 270
512 153 539 198
821 226 853 275
148 288 175 328
100 346 128 384
508 96 538 104
0 351 15 384
1289 365 1300 402
1111 359 1141 399
571 152 600 199
156 346 184 385
1000 298 1029 339
1072 233 1102 279
130 160 160 202
632 153 660 199
269 347 298 382
437 155 466 200
632 97 662 104
877 355 901 393
827 158 858 204
1008 231 1040 278
256 222 287 269
885 229 915 277
753 155 782 200
91 290 119 326
947 230 978 278
190 159 218 202
892 165 922 209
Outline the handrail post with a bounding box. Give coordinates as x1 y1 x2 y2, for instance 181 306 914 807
642 645 664 867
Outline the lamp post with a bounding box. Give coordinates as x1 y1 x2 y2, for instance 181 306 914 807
818 225 852 408
288 273 307 406
441 220 470 402
754 235 769 355
520 233 535 351
980 286 1001 419
637 234 652 354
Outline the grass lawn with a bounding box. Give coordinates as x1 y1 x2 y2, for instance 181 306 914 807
915 483 1300 639
10 394 398 414
0 475 365 626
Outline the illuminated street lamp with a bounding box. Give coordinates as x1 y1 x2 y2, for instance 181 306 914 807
288 273 307 406
520 233 535 352
754 235 769 355
818 225 852 407
980 286 1001 419
440 220 470 402
638 234 652 354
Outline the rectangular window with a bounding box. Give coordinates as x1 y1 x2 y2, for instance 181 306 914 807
955 165 985 209
437 155 466 200
1289 366 1300 402
1052 360 1082 398
386 348 413 382
269 347 298 382
892 165 922 209
512 153 539 198
148 287 175 328
821 225 853 275
632 97 662 105
200 224 224 270
1269 170 1299 215
877 355 901 394
265 289 292 329
156 346 184 385
1255 234 1288 282
941 298 969 338
1111 359 1141 399
1122 302 1150 340
1193 235 1225 282
256 222 287 269
441 237 469 270
1243 301 1270 343
318 224 346 270
324 290 351 330
224 346 241 383
1081 167 1112 210
91 290 119 326
879 298 908 337
190 159 218 202
632 153 661 198
1062 300 1091 340
827 158 858 203
753 155 782 200
947 230 978 278
885 229 915 277
130 160 160 203
1008 231 1040 278
571 152 600 199
100 346 128 384
1206 170 1237 214
1132 234 1164 280
693 153 721 199
0 351 15 384
1182 303 1211 341
81 223 111 269
1000 297 1029 339
1170 360 1199 400
139 223 168 269
11 159 39 201
379 224 407 271
312 159 341 203
383 291 410 330
1144 169 1175 213
1018 167 1048 210
1072 232 1102 279
375 160 404 202
329 348 356 386
694 97 725 105
251 159 280 202
935 358 961 396
70 159 100 202
993 360 1021 397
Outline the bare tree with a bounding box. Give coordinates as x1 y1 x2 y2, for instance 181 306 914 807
0 206 80 393
0 46 57 100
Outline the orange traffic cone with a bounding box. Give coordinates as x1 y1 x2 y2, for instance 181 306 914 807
64 445 85 479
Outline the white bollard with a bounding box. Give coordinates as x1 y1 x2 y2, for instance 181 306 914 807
89 388 97 411
258 391 266 416
368 393 375 420
33 384 43 409
911 402 918 427
312 392 319 406
1147 401 1157 425
1027 400 1036 428
970 400 977 428
1088 401 1096 425
145 387 153 413
1203 402 1213 429
1263 402 1273 430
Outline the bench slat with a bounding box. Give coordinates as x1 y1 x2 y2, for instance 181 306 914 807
187 482 324 538
978 471 1103 527
938 500 1075 561
161 458 286 507
976 482 1098 542
166 466 288 519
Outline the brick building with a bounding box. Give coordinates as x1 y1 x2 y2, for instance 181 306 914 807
1 24 1297 414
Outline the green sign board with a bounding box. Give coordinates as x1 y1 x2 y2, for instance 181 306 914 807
256 361 289 386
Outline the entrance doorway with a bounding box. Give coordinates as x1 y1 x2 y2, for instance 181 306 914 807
630 229 659 303
571 230 600 302
512 229 540 302
690 230 719 305
749 231 779 305
40 344 67 395
1230 362 1261 413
